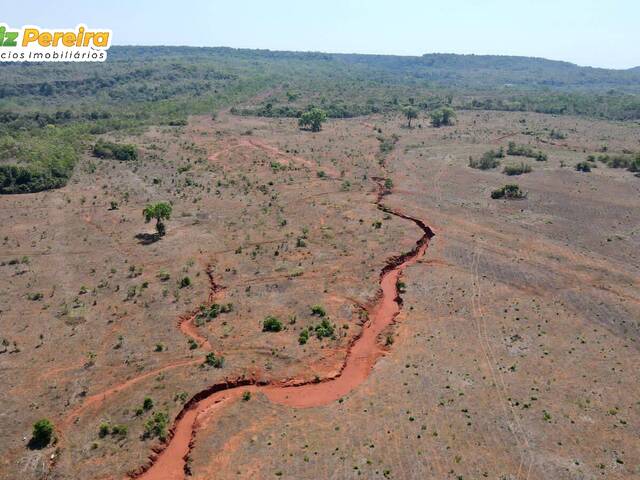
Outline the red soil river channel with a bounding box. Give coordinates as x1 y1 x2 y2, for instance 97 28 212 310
130 188 434 479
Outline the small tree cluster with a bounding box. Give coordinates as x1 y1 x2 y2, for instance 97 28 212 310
430 107 456 127
92 141 138 161
298 107 327 132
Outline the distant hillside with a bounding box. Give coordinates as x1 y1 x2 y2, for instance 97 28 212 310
2 46 640 194
99 47 640 92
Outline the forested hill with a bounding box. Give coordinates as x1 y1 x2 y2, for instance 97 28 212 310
337 52 640 90
97 47 640 91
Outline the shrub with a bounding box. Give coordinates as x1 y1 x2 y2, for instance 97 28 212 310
575 161 592 172
469 149 502 170
310 305 326 317
262 315 283 332
298 329 309 345
111 424 128 437
204 352 224 368
590 153 640 172
99 422 110 438
31 419 55 447
549 129 567 140
507 142 547 161
143 397 154 411
503 162 532 176
491 184 526 199
377 134 399 154
314 319 335 339
197 302 233 322
179 276 191 288
242 391 251 401
144 412 169 440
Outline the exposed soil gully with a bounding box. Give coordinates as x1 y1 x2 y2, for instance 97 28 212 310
127 180 434 480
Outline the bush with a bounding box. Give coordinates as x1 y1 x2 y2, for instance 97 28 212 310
314 319 335 339
144 412 169 440
575 161 592 172
469 149 503 170
143 397 154 411
197 302 233 323
298 329 309 345
179 276 191 288
377 134 399 154
590 153 640 172
507 142 547 161
204 352 224 368
310 305 326 317
491 184 526 199
262 315 283 332
503 162 532 176
31 419 54 447
99 422 110 438
111 424 128 437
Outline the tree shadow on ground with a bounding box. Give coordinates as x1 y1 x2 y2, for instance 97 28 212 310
135 232 161 245
27 436 52 450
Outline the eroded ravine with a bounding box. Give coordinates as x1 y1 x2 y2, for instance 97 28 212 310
132 181 434 479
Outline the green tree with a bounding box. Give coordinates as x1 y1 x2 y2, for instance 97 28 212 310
403 106 419 128
430 107 456 127
298 107 327 132
143 202 172 237
31 419 54 448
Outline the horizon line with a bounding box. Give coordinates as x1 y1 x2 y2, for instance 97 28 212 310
107 44 639 71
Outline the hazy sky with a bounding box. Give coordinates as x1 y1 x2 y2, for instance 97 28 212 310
5 0 638 69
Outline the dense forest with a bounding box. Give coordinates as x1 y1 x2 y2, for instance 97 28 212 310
1 46 639 193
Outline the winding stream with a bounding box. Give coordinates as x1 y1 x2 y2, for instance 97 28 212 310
132 182 434 479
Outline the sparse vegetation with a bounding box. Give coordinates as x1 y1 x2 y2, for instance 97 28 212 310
589 153 640 172
144 412 169 440
313 319 335 339
507 142 547 161
491 184 526 199
204 352 224 368
469 149 503 170
503 162 532 176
